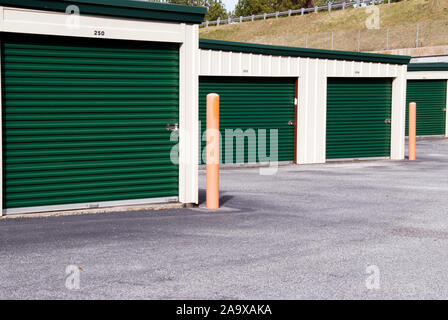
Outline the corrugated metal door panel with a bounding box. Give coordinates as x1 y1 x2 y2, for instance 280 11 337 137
326 78 392 159
199 77 295 164
2 34 179 209
406 80 447 136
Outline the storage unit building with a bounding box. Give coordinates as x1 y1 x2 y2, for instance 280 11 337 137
0 1 412 217
406 63 448 137
0 0 205 215
199 39 410 164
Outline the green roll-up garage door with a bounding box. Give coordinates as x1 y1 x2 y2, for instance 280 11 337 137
326 78 392 159
199 77 295 164
2 34 179 211
406 80 447 136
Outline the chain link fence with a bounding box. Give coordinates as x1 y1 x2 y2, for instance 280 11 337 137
253 19 448 52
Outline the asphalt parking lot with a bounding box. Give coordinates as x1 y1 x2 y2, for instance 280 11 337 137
1 137 447 299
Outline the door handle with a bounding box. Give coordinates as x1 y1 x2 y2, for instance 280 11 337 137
288 120 295 126
384 119 391 124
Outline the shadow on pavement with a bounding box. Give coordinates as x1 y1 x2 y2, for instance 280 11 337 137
198 188 233 206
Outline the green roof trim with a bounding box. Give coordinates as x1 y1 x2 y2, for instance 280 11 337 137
199 39 411 65
408 63 448 71
0 0 206 24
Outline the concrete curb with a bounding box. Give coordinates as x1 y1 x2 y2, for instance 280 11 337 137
0 202 185 219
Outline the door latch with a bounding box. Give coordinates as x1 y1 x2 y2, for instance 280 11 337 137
166 123 179 132
443 108 447 112
288 120 295 126
384 119 392 124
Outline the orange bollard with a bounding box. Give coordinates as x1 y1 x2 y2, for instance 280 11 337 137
409 102 416 161
206 93 220 209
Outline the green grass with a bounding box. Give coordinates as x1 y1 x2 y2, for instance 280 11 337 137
200 0 448 51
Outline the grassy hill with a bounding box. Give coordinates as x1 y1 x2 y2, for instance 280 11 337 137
199 0 448 52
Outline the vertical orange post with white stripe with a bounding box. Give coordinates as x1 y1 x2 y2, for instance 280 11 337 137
206 93 220 209
409 102 416 161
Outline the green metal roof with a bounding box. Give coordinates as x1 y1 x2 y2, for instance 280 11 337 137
199 39 411 65
408 63 448 71
0 0 206 24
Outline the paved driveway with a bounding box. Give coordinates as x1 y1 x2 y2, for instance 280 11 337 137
1 138 447 299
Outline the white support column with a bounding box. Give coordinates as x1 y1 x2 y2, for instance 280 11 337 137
297 59 327 164
178 24 199 204
390 64 408 160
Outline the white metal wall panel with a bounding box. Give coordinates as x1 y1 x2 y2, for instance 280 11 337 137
179 24 199 204
407 71 448 80
391 66 408 159
200 49 403 78
0 6 185 43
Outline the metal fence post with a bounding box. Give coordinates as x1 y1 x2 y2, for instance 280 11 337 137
314 6 318 12
329 3 332 12
385 27 389 50
301 8 305 15
240 16 243 23
343 2 346 9
416 23 420 48
331 32 334 49
206 21 209 27
288 9 292 17
217 17 220 26
388 0 390 3
252 14 254 22
264 13 267 20
276 11 279 19
228 17 231 24
357 29 361 52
